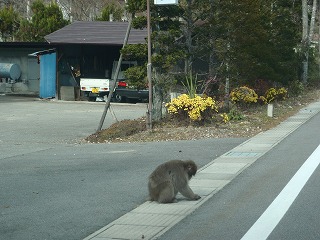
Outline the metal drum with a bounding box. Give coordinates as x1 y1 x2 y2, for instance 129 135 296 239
0 63 21 80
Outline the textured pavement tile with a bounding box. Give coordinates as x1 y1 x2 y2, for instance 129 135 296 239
195 172 235 180
214 156 258 164
201 162 248 174
224 151 262 157
188 186 217 196
113 212 185 226
190 178 229 188
231 143 274 151
132 201 195 215
98 224 163 239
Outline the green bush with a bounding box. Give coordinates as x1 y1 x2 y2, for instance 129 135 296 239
227 108 244 120
288 80 304 97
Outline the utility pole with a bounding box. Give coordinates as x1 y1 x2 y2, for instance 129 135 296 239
97 19 132 131
147 0 179 129
146 0 153 130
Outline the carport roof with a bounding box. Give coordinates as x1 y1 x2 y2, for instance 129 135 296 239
44 21 147 45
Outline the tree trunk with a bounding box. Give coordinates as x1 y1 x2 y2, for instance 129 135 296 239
302 0 308 38
184 0 193 75
302 0 308 83
152 71 164 121
309 0 317 41
319 0 320 78
301 0 317 83
152 84 163 121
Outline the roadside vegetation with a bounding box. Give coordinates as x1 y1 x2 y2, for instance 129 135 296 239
86 86 320 143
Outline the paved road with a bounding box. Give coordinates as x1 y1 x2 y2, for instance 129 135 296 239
0 94 147 145
0 95 246 240
158 105 320 240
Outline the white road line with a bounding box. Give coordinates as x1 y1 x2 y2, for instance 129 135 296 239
241 144 320 240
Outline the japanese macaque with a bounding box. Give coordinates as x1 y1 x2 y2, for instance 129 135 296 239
148 160 201 203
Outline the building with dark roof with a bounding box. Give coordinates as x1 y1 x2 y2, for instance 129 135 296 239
45 21 147 100
45 21 147 45
0 21 147 99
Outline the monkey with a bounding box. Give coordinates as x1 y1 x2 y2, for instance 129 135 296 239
148 160 201 203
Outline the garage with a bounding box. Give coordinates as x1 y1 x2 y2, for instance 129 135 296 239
44 21 147 100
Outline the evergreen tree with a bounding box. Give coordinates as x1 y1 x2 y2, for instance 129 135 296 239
206 0 301 87
96 1 124 21
0 5 19 41
15 0 69 42
125 0 187 120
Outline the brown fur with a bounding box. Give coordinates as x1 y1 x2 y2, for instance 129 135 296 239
148 160 201 203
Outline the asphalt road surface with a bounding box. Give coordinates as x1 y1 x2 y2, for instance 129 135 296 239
0 95 246 240
158 104 320 240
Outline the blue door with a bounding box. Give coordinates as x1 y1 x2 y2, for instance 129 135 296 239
39 52 56 98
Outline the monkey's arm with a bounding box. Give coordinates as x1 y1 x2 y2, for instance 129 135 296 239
178 185 201 200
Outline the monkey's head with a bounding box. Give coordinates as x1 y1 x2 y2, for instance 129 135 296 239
184 160 198 179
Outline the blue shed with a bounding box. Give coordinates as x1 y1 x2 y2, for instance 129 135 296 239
30 49 56 98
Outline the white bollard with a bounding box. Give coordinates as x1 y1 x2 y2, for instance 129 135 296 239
267 103 274 117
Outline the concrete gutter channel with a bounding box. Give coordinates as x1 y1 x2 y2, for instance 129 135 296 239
84 101 320 240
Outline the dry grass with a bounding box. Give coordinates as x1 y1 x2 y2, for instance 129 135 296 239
86 118 147 143
85 88 320 143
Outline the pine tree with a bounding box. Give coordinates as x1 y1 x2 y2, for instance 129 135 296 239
0 6 20 41
15 0 69 42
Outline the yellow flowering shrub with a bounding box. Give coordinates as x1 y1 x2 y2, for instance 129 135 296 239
220 113 230 123
230 86 258 105
231 86 287 105
264 88 277 103
263 87 288 103
276 87 288 100
166 94 218 121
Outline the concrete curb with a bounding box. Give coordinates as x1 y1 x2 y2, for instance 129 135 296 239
84 101 320 240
